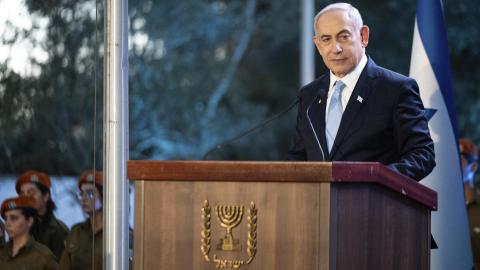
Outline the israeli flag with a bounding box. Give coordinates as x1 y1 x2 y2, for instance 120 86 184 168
409 0 472 269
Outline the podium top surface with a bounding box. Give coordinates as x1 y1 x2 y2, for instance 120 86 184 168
128 160 437 210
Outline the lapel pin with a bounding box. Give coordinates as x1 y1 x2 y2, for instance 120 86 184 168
318 98 322 104
356 95 363 103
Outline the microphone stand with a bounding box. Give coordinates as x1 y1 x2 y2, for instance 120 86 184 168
202 98 300 160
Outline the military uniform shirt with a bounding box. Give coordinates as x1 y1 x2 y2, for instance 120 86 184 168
33 215 69 261
60 219 133 270
0 237 59 270
60 219 102 270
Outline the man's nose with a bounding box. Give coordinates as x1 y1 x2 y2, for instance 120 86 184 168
332 41 342 53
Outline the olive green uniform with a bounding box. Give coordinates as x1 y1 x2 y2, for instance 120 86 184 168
60 219 102 270
0 237 59 270
468 198 480 270
60 219 133 270
33 215 69 261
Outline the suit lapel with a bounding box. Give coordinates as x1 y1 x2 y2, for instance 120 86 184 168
307 78 329 159
329 59 378 159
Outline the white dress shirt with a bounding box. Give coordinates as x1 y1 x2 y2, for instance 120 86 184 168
325 54 368 120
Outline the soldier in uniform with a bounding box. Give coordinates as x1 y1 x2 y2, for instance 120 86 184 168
60 170 103 270
0 196 59 270
16 170 69 260
459 138 480 270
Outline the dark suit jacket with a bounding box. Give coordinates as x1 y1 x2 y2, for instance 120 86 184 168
287 58 435 181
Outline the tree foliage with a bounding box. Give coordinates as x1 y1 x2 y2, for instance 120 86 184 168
0 0 103 174
0 0 479 174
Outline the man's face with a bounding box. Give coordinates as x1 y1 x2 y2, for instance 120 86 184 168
20 182 48 215
4 209 32 240
79 183 102 215
313 10 369 78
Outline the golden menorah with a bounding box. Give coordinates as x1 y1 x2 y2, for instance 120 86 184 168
215 205 244 251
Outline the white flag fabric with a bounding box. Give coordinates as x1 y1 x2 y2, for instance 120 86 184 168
409 1 472 269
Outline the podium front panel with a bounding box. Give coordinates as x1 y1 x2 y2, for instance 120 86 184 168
134 180 332 270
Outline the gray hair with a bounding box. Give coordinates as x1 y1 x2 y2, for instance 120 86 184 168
313 3 363 35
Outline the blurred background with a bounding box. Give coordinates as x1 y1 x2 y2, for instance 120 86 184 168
0 0 479 175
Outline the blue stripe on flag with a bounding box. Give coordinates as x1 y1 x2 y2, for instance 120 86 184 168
416 0 458 139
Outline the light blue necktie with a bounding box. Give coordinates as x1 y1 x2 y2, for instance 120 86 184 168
326 80 346 153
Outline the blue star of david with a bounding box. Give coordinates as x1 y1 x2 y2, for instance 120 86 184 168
424 108 437 121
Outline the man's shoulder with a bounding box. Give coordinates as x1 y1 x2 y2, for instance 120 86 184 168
298 73 329 98
369 61 415 85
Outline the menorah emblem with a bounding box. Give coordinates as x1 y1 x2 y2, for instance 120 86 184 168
201 200 258 268
215 205 244 251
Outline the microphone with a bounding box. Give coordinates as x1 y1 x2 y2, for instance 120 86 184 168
306 88 327 160
202 98 300 160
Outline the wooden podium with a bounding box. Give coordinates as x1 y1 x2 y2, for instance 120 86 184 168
128 161 437 270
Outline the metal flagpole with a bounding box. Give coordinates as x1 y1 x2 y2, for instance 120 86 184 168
300 0 315 86
103 0 129 269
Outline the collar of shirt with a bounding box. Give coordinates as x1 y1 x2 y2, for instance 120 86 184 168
5 236 35 259
84 218 104 236
326 54 368 114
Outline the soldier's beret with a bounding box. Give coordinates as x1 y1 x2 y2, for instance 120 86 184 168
15 170 52 194
1 196 36 218
78 170 103 189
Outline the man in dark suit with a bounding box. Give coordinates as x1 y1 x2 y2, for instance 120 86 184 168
287 2 435 181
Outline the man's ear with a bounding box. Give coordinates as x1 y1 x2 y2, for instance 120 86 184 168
312 36 322 55
360 25 370 48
